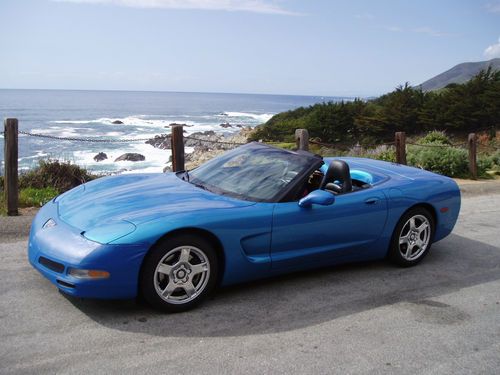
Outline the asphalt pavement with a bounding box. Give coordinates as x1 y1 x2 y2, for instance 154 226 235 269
0 193 499 374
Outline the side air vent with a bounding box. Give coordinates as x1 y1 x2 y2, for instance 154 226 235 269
56 280 75 289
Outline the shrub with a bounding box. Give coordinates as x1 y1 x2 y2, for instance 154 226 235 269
407 144 469 177
484 149 500 166
417 130 451 145
19 160 95 192
478 150 500 176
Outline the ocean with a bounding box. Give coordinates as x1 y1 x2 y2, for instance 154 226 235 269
0 89 349 174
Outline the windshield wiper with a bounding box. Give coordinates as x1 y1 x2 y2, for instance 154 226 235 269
194 183 206 190
191 180 208 191
182 170 190 182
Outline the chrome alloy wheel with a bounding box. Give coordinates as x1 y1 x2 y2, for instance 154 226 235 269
398 214 431 261
153 246 210 305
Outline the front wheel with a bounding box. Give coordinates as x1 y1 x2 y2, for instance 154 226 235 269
140 235 218 312
388 207 435 267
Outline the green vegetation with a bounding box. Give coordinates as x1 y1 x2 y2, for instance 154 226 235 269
1 186 59 214
417 130 452 145
1 160 96 213
316 131 499 178
270 129 499 179
250 68 500 145
18 187 59 207
406 146 469 177
19 160 95 192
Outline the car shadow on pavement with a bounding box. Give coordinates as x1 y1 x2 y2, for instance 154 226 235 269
64 233 500 337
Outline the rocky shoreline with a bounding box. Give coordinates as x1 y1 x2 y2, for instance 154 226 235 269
90 124 255 172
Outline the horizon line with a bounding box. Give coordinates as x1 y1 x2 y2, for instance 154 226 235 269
0 87 371 99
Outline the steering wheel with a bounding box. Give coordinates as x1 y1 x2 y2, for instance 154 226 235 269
325 182 343 194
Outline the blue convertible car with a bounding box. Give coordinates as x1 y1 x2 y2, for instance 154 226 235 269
29 142 460 312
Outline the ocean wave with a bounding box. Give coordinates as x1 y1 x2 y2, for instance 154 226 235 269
50 116 226 130
50 111 273 128
71 142 173 173
221 111 273 122
28 127 83 138
18 152 50 161
51 116 173 128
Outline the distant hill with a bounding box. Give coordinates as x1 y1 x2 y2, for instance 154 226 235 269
419 58 500 91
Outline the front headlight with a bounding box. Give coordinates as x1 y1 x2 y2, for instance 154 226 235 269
83 221 137 244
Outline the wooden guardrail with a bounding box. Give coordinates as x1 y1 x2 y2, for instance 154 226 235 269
1 120 484 215
297 129 479 179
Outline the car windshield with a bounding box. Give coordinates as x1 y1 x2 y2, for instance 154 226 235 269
186 143 319 202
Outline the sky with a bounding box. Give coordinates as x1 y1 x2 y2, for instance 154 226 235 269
0 0 499 96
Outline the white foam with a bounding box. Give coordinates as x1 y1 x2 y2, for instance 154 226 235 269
18 152 50 161
222 111 273 122
51 116 217 130
70 143 172 174
50 111 273 129
29 127 82 138
52 116 172 128
29 124 166 141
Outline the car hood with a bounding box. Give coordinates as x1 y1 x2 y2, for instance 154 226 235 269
57 173 254 230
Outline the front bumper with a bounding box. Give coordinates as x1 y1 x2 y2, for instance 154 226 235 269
28 200 148 299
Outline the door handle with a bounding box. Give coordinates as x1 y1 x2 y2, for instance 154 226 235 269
364 198 379 205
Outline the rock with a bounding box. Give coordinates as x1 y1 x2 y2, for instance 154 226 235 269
220 122 232 128
114 153 145 162
191 130 216 137
185 148 226 170
112 120 124 124
146 127 253 170
165 123 193 128
93 152 108 162
146 134 171 149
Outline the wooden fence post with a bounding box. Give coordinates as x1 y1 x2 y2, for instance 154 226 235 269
4 118 19 216
353 142 362 156
170 124 185 172
468 133 477 180
295 129 309 151
395 131 406 165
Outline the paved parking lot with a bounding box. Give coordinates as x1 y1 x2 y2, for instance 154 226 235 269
1 193 499 374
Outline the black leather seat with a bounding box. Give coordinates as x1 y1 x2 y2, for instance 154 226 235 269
320 160 352 194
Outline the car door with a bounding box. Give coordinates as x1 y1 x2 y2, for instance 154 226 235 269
270 187 388 269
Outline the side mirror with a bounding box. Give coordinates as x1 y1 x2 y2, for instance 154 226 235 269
298 189 335 208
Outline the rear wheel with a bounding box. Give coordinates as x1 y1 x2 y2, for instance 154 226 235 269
140 234 218 312
389 207 434 267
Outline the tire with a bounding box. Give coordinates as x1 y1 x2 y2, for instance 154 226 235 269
388 207 435 267
139 234 218 312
